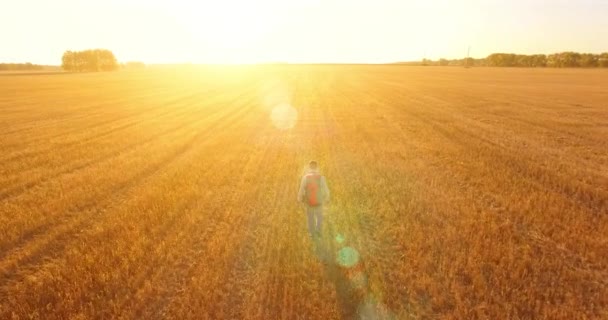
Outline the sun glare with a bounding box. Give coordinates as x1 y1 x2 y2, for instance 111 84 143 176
270 103 298 130
173 1 284 63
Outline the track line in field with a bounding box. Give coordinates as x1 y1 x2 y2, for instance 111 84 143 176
362 79 607 215
120 160 246 318
0 87 260 257
0 86 209 162
0 85 259 201
378 79 608 172
360 76 604 223
317 71 390 319
401 100 606 215
159 103 294 316
0 111 198 200
125 120 269 319
104 117 265 318
0 86 184 142
0 88 221 178
312 73 432 319
233 132 295 319
161 121 283 319
2 90 179 156
0 78 229 147
350 71 608 317
3 67 606 319
2 80 259 213
0 90 262 301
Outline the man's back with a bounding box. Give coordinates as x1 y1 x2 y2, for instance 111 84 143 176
298 170 330 206
298 161 330 238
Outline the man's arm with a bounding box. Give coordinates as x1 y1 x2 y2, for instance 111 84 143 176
321 176 330 202
297 176 306 202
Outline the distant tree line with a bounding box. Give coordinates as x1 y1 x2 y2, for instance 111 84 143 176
486 52 608 67
408 52 608 68
0 63 44 71
61 49 118 72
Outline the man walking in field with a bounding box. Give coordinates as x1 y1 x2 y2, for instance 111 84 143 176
298 161 330 238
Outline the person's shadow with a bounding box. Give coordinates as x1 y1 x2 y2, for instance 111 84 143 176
313 235 361 319
311 219 395 319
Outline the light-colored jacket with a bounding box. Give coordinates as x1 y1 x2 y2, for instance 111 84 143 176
297 169 330 204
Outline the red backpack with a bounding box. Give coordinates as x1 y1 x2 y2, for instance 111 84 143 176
305 173 322 206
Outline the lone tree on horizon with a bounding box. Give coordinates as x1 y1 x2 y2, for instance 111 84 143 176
61 49 118 72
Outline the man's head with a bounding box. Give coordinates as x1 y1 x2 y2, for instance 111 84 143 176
309 160 318 170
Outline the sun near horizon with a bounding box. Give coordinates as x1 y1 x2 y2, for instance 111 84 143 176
1 0 608 65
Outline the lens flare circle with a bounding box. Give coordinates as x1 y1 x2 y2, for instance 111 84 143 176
270 103 298 130
335 234 346 244
336 246 360 268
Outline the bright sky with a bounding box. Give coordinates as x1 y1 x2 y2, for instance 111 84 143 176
2 0 607 64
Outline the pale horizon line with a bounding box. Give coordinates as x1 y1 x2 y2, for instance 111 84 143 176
4 49 608 67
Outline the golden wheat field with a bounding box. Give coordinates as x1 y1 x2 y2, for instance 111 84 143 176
0 66 607 319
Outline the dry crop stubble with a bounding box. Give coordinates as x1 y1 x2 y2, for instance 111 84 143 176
1 80 263 319
0 66 607 319
0 86 256 259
